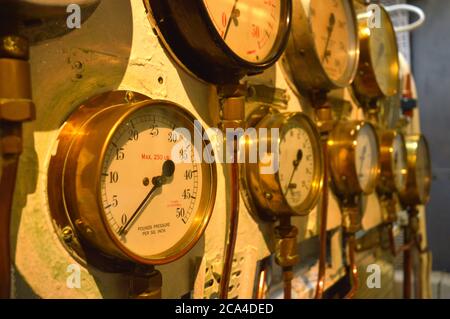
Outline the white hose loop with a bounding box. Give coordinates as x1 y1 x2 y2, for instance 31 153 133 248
384 4 426 33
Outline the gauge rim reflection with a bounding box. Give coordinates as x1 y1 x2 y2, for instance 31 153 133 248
352 3 400 99
47 91 217 267
329 121 381 196
400 134 432 206
145 0 292 84
243 107 324 218
282 0 360 91
377 130 408 194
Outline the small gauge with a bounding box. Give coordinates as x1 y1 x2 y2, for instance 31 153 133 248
47 91 216 266
352 3 400 99
282 0 359 91
144 0 292 84
242 108 324 218
378 130 408 194
400 135 432 206
329 121 380 196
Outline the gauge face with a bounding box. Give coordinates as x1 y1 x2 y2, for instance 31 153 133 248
309 0 358 83
392 134 407 192
415 138 432 201
368 9 399 96
203 0 282 63
100 107 205 258
279 127 315 209
355 124 379 192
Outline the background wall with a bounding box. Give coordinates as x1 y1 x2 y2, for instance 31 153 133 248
410 0 450 272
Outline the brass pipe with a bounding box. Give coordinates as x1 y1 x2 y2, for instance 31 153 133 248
218 92 245 299
219 158 240 299
256 268 267 299
344 234 359 299
315 137 329 299
313 101 334 299
403 225 412 299
282 267 293 299
0 152 19 298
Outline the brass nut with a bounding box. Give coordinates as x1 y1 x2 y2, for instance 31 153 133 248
0 100 35 122
0 36 29 60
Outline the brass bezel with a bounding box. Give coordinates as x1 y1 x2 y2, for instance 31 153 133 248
329 121 380 196
399 134 432 206
352 3 400 99
377 130 408 194
281 0 360 91
242 106 324 218
48 91 217 267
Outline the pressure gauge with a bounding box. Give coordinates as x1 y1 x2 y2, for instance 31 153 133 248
242 107 324 218
47 91 216 266
282 0 359 91
378 130 408 194
144 0 292 84
352 4 400 99
329 121 380 196
400 135 432 206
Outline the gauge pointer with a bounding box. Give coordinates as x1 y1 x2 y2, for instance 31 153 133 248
223 0 239 40
322 13 336 63
118 160 175 236
284 149 303 196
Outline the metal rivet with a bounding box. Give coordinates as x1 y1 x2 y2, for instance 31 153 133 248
62 226 73 243
264 193 273 200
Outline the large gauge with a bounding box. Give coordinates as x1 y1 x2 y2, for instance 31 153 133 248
352 3 400 99
378 130 408 194
282 0 359 91
400 135 432 206
329 121 380 196
47 91 216 266
144 0 292 84
242 108 324 218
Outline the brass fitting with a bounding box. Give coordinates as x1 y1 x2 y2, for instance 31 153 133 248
274 224 299 268
342 205 362 234
129 266 163 299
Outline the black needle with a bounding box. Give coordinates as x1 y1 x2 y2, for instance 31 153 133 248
118 160 175 236
223 0 239 41
284 149 303 196
322 13 336 63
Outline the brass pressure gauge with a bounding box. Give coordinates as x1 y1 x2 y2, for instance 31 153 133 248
378 130 408 194
282 0 360 91
47 91 216 266
352 3 400 99
329 121 380 196
145 0 292 84
400 135 432 206
242 107 324 218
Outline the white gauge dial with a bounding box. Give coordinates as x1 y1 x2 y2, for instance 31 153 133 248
203 0 282 63
309 0 357 82
392 134 407 192
355 124 379 192
100 108 203 257
279 127 315 209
